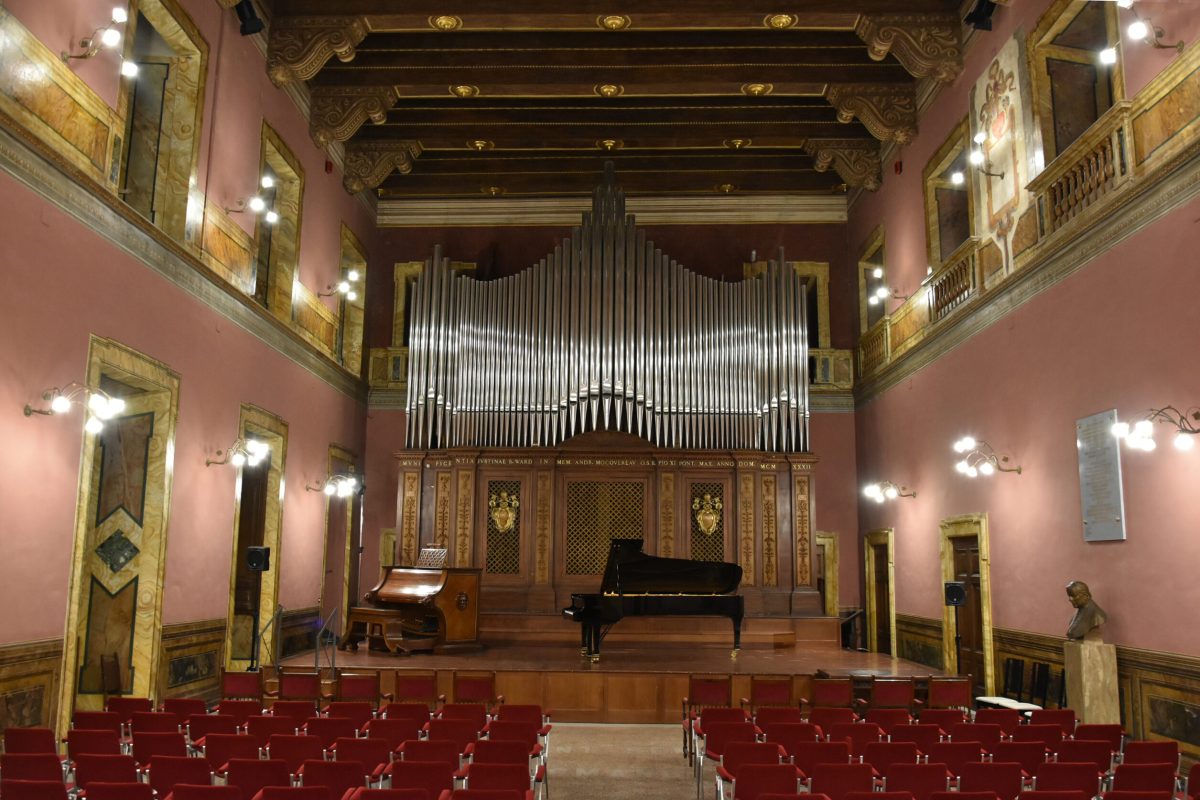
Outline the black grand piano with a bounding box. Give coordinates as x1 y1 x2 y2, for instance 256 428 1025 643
562 539 744 661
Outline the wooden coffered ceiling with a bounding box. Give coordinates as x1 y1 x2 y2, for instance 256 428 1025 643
261 1 964 200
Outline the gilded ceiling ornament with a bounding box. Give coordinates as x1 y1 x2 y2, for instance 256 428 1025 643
597 139 623 150
724 138 752 149
716 183 736 194
309 85 400 147
825 83 917 145
803 138 882 190
266 16 369 86
483 186 506 196
342 140 422 194
595 84 624 98
450 85 480 98
741 83 773 96
468 140 494 151
855 13 962 84
598 15 631 31
430 15 463 31
765 13 797 29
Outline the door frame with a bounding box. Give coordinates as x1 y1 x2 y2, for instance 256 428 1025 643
864 528 896 654
317 444 358 638
939 512 995 694
814 531 839 617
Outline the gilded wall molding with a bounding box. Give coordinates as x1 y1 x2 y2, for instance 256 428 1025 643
659 473 675 557
826 84 918 145
343 141 422 194
738 474 755 586
854 14 962 84
804 138 883 190
454 470 474 567
433 471 452 550
535 471 551 583
267 16 370 85
761 474 777 587
310 85 400 147
792 474 811 586
399 471 420 565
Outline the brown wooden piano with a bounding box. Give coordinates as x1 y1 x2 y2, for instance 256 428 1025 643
340 566 482 654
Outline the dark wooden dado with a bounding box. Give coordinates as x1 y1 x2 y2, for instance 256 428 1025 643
393 433 823 617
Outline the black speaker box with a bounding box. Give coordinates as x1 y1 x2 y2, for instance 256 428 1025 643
944 581 967 606
246 546 271 572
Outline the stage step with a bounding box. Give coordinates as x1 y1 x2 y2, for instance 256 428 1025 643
478 612 838 648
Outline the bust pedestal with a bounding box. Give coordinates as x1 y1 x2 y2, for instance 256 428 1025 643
1063 632 1119 723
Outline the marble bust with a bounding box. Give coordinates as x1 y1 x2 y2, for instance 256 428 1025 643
1065 580 1107 640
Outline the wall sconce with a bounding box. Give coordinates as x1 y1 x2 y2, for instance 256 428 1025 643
61 7 128 63
862 481 917 503
952 436 1022 477
1125 9 1184 53
1112 406 1199 452
318 269 361 302
24 383 126 434
206 437 270 467
225 175 280 224
867 266 910 306
306 473 362 497
967 131 1005 180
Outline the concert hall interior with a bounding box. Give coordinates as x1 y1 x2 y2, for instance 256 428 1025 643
2 0 1200 779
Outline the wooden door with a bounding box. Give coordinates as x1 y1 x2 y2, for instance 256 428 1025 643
815 543 827 617
871 543 892 655
952 536 986 694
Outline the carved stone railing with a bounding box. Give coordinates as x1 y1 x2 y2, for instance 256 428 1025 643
1028 101 1133 237
927 238 980 322
368 346 408 390
810 348 854 391
857 319 891 377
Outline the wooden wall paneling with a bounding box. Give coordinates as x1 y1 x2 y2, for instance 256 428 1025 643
452 454 478 568
0 639 63 737
158 619 224 704
396 456 423 565
736 462 757 588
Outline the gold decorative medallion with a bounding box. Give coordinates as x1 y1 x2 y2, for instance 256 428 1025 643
482 185 505 196
716 183 736 194
597 138 623 151
596 84 624 98
489 490 520 533
451 85 480 98
724 138 751 149
742 83 773 97
692 493 724 535
765 14 797 29
430 15 463 31
468 139 494 151
598 15 631 31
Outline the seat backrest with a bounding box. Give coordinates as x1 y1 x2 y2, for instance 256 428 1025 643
277 671 323 701
334 736 393 770
931 792 999 800
959 761 1025 800
868 708 914 733
1012 725 1063 747
216 699 263 726
397 739 460 769
1121 741 1178 767
266 734 325 771
225 757 292 798
885 762 951 800
1111 763 1178 793
300 758 368 795
1189 763 1200 800
828 722 884 756
220 669 262 700
465 763 530 792
870 679 915 709
303 715 359 747
721 741 783 776
755 707 804 728
441 704 489 730
698 707 749 729
806 679 855 709
146 754 212 795
383 703 433 724
72 711 122 734
485 720 538 748
271 701 318 724
471 740 530 765
247 715 298 746
762 722 822 756
951 723 1003 749
131 711 182 733
338 673 382 703
733 763 802 800
920 710 966 734
926 679 972 710
0 754 62 781
365 717 424 749
200 732 260 770
168 784 244 800
1054 740 1112 772
928 742 985 777
0 779 70 800
686 675 733 709
890 724 943 754
161 698 208 718
1029 710 1076 737
452 673 497 705
74 753 139 788
392 672 439 707
973 709 1021 736
1033 762 1101 794
131 731 187 766
749 676 795 710
427 718 481 753
326 701 375 729
387 760 456 797
2 728 57 754
187 713 238 743
862 741 920 773
810 762 877 800
791 741 852 776
258 788 330 799
345 791 434 800
990 741 1048 774
848 792 914 800
449 792 521 800
1018 790 1088 800
106 697 154 725
808 707 857 732
1072 725 1123 754
77 781 154 800
1101 792 1174 800
66 728 121 759
493 705 544 725
702 721 758 755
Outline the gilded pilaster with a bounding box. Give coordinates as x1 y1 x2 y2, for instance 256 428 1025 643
738 473 756 586
398 471 420 565
659 472 675 557
433 471 452 550
535 471 552 583
454 470 475 567
793 474 812 587
761 474 778 588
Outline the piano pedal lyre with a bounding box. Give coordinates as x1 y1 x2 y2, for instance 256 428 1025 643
730 648 740 660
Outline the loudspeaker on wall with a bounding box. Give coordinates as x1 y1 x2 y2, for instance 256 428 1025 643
246 546 270 572
944 581 967 606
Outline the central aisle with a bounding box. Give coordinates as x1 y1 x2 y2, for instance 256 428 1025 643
552 723 698 800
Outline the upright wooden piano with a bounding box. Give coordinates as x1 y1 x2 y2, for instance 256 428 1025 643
340 566 481 654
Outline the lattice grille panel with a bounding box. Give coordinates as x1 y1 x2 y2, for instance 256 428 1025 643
485 480 521 574
565 481 645 575
690 482 727 562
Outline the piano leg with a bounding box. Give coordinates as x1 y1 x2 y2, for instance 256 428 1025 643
731 609 744 659
587 622 602 662
580 623 589 657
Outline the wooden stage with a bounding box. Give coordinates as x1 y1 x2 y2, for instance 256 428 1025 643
281 613 943 723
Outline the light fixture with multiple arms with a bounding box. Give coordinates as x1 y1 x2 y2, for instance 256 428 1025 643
24 383 127 434
306 473 362 497
862 481 917 503
62 6 131 67
206 437 270 468
964 130 1005 181
952 436 1022 478
867 266 910 306
226 175 280 224
1100 2 1182 65
1112 406 1199 452
318 269 362 302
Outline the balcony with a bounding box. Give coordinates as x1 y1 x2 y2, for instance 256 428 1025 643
927 238 981 323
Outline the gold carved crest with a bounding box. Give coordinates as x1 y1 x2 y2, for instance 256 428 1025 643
692 493 723 535
489 490 519 533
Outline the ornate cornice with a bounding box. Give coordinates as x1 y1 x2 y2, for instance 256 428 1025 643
343 140 422 194
855 14 962 84
826 83 917 145
310 85 399 147
803 138 882 190
266 16 369 86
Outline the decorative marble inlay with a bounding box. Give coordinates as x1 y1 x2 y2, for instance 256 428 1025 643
95 530 139 573
762 475 777 587
401 472 420 565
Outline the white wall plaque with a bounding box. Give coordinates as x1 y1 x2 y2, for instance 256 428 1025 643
1076 409 1127 542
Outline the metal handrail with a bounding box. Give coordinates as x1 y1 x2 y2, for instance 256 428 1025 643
256 605 285 671
314 606 339 673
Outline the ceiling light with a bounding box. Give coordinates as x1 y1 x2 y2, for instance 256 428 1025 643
337 280 351 294
1174 433 1195 451
868 295 879 306
111 7 129 23
1114 405 1200 454
50 395 73 414
207 437 270 468
347 291 358 302
100 27 121 48
1099 47 1118 65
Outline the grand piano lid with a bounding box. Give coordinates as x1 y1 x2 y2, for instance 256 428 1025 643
368 566 448 602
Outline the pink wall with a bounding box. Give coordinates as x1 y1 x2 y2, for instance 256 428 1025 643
0 170 365 643
361 409 408 581
810 412 861 606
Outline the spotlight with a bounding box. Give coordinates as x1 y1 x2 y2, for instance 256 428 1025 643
234 0 264 36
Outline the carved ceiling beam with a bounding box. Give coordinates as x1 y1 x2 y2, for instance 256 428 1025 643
343 141 423 194
310 85 400 147
854 13 962 84
825 83 917 145
267 16 370 86
803 138 882 190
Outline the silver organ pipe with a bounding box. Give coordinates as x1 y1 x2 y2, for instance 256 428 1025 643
405 171 811 453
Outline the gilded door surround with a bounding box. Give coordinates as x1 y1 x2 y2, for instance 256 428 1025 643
864 528 896 653
57 335 180 735
317 444 358 637
815 531 839 618
939 512 995 694
223 404 289 670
